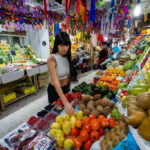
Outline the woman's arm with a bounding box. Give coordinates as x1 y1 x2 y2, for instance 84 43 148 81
47 56 74 114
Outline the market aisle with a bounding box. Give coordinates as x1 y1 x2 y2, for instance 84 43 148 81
0 71 96 138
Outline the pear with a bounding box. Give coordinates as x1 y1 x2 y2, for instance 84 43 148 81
56 134 64 148
56 115 63 126
51 122 61 130
62 114 70 121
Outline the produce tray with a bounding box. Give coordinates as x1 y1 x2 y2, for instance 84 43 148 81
39 64 48 73
26 67 40 76
0 70 24 84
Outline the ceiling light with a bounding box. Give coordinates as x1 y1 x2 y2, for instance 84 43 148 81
25 3 35 7
104 36 108 41
133 5 141 17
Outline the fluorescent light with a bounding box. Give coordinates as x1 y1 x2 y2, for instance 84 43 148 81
104 36 108 41
133 5 141 17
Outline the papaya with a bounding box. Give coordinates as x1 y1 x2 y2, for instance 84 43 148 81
133 84 150 91
128 88 147 96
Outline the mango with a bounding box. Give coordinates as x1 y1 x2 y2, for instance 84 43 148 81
64 139 74 150
56 134 64 148
50 129 64 138
62 114 70 121
62 121 71 136
69 116 76 128
51 122 61 130
56 115 63 126
76 110 83 120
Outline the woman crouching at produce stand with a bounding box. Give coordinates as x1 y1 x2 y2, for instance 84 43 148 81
47 32 74 115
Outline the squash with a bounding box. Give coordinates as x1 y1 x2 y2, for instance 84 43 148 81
137 92 150 109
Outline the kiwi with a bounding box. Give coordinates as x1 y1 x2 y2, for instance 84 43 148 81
87 100 95 106
95 99 102 106
83 109 91 116
108 101 115 107
79 104 86 111
103 106 111 116
87 104 95 111
91 110 99 118
96 105 103 113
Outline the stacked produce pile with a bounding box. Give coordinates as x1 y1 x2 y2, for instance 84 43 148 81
0 43 45 75
72 82 117 99
49 110 124 150
78 95 115 117
126 93 150 142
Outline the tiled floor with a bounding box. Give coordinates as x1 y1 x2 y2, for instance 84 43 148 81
0 71 96 138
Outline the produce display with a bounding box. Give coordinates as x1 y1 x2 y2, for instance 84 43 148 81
49 111 119 150
100 120 128 150
126 93 150 142
78 95 115 117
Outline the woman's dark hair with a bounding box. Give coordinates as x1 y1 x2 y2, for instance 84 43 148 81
52 32 72 78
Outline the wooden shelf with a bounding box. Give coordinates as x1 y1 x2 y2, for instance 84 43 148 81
4 92 36 106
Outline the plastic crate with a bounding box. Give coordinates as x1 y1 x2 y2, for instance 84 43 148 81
3 92 16 104
17 86 35 94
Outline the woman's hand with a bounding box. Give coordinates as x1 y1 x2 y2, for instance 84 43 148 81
64 102 74 115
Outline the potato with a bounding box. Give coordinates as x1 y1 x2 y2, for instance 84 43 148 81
82 95 93 101
95 99 102 106
87 100 95 106
93 94 101 100
79 104 86 111
100 99 109 107
108 101 115 107
87 104 95 111
96 105 103 113
78 100 85 105
103 106 111 116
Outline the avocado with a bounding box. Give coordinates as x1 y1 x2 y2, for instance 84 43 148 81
94 88 100 95
112 90 117 97
105 92 113 99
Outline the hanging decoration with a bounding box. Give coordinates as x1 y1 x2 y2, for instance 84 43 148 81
76 0 81 14
90 0 96 22
65 0 72 15
43 0 48 17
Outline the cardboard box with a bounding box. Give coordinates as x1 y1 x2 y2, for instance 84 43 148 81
38 79 49 88
38 74 49 81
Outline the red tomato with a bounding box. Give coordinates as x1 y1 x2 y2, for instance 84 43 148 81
89 114 96 120
71 128 79 137
90 119 100 131
90 131 100 142
75 120 82 129
83 117 91 125
84 139 92 150
100 118 108 128
83 124 91 132
79 130 89 142
99 127 104 137
73 137 82 149
108 117 117 128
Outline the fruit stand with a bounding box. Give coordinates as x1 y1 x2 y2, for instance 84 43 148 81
0 42 49 111
1 37 150 150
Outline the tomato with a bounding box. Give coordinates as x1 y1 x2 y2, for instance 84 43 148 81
75 120 82 129
73 137 82 149
83 124 91 132
90 131 100 142
99 127 104 137
90 119 100 131
79 130 89 142
89 114 96 120
84 139 92 150
83 117 90 125
100 118 108 128
108 117 117 128
71 128 79 137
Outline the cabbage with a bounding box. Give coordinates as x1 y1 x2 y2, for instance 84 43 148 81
123 60 134 71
